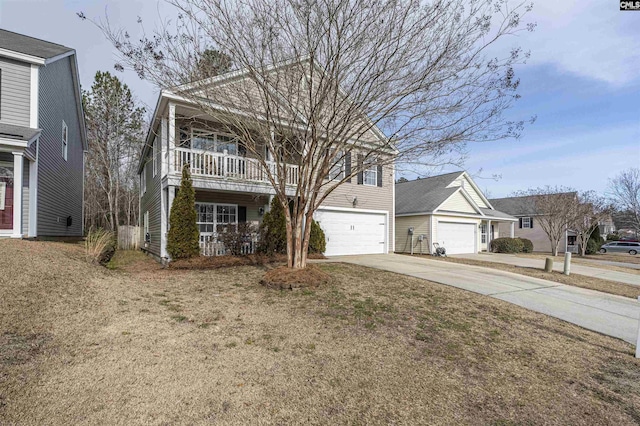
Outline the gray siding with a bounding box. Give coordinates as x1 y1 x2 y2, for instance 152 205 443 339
0 57 31 127
37 56 83 236
22 158 29 234
139 134 162 256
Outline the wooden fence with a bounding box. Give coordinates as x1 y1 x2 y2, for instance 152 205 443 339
118 225 140 250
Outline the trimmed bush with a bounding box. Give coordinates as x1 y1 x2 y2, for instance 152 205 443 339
606 233 620 241
519 238 534 253
258 197 326 255
309 220 326 254
490 237 524 253
258 197 287 255
167 165 200 260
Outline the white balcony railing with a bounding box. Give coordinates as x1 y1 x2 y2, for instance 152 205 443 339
173 147 299 186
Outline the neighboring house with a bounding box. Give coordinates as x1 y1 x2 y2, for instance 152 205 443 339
489 194 577 253
0 30 87 239
395 171 516 255
139 59 394 261
599 216 616 237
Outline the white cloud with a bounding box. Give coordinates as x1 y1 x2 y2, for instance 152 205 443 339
518 0 640 86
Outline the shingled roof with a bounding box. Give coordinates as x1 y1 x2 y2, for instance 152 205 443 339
0 29 73 60
489 193 577 216
395 171 465 215
0 123 41 142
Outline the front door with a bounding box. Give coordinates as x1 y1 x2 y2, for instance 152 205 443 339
0 162 14 230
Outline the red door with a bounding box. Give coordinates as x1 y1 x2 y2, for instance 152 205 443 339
0 177 13 230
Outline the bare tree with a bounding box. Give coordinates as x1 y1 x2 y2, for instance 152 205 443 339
514 187 577 256
572 191 613 257
83 71 146 233
608 168 640 237
81 0 534 268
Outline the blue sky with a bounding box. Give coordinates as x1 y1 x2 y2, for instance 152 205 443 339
1 0 638 198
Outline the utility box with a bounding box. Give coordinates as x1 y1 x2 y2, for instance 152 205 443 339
418 234 425 241
408 227 414 235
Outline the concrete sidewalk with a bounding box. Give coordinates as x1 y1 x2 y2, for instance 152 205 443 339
574 257 640 271
330 254 640 344
453 253 640 287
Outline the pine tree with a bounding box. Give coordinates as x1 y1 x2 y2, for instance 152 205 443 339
167 165 200 259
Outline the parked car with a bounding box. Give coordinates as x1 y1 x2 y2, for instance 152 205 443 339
599 241 640 255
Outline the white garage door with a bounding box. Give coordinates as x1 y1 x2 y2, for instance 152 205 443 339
437 222 476 254
314 209 387 256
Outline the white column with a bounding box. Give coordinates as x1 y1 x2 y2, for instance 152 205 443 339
167 186 175 223
28 153 38 237
12 152 24 238
510 221 515 238
486 220 492 250
161 117 168 175
168 103 176 173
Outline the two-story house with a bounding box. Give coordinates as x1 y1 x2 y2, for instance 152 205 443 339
0 29 87 239
139 59 394 260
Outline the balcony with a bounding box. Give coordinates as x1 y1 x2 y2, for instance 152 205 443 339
172 147 299 186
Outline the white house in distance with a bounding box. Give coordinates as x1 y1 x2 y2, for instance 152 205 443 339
395 171 517 255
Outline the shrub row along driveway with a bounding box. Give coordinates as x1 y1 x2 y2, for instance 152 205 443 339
332 254 640 344
2 240 640 425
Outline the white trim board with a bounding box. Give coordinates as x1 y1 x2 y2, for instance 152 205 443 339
29 65 39 128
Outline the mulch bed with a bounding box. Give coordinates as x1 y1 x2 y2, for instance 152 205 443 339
169 253 326 270
260 265 331 290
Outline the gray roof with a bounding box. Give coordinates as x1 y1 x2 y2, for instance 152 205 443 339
488 196 536 216
0 123 41 141
479 207 515 220
396 171 515 220
489 193 581 216
0 29 73 60
396 171 465 215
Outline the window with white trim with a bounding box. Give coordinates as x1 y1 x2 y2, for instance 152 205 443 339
363 163 377 186
143 211 149 237
195 203 237 234
152 137 157 177
62 120 68 160
141 164 147 194
480 224 487 244
522 217 532 228
191 129 239 155
328 150 344 180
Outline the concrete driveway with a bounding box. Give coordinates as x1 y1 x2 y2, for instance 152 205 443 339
329 254 640 344
452 253 640 287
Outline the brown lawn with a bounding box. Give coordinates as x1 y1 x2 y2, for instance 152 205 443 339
1 239 640 425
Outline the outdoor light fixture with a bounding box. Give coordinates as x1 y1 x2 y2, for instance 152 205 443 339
352 196 358 208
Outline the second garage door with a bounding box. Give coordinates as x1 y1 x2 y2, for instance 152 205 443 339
314 209 387 256
436 221 476 254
